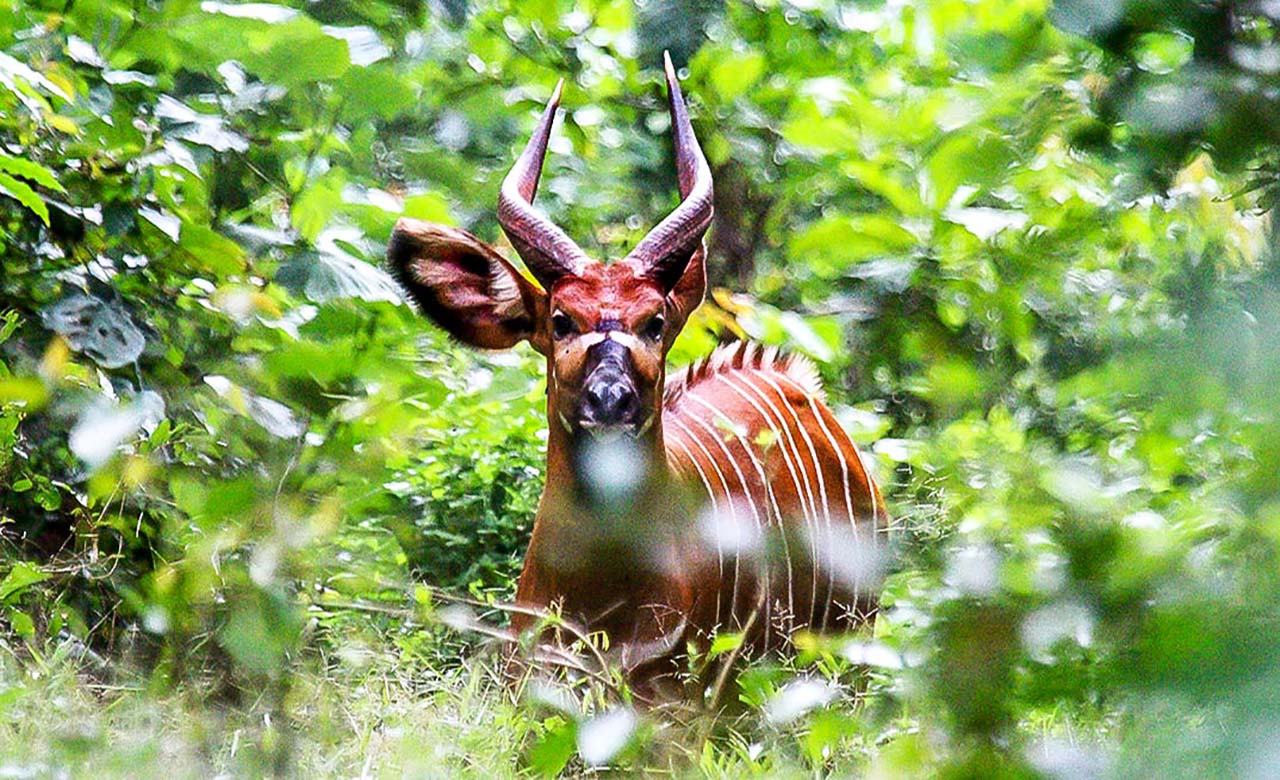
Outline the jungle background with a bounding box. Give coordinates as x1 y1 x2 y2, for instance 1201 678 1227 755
3 0 1280 776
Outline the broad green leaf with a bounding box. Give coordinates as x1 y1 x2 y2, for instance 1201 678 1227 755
292 174 345 242
926 131 1014 209
0 171 48 224
841 159 924 216
788 214 918 275
402 192 454 224
527 718 577 778
0 562 48 603
709 632 744 657
243 18 351 86
180 223 248 275
709 50 765 101
0 154 64 192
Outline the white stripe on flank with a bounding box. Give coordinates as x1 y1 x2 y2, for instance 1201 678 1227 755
685 393 794 650
677 407 769 644
753 371 835 630
805 395 855 614
669 415 738 630
718 371 821 629
666 429 723 626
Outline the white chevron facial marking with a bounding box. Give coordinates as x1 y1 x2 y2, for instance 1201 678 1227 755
605 330 643 351
578 331 607 348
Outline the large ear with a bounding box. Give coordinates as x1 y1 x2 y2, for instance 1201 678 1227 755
388 218 549 354
665 245 706 337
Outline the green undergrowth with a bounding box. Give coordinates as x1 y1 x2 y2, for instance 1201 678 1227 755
0 627 1116 780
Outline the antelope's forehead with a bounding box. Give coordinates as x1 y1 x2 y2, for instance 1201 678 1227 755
551 265 666 328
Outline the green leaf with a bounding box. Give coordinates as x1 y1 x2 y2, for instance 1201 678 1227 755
840 159 924 216
788 214 918 274
402 192 454 224
709 50 764 101
926 131 1014 209
0 377 47 410
7 608 35 638
179 223 248 275
291 174 344 242
709 632 744 657
0 171 48 224
527 718 577 778
0 154 64 192
243 18 351 86
337 65 414 121
0 562 49 603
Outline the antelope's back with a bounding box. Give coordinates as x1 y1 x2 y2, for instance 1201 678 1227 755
663 342 887 650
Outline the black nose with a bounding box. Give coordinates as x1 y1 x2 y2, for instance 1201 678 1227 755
582 379 638 426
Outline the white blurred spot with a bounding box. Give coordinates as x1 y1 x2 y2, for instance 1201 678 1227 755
764 678 837 725
1031 551 1068 594
699 501 761 555
820 526 885 592
841 640 904 669
581 436 647 502
335 642 373 668
69 401 145 468
576 707 636 766
204 375 304 438
1043 463 1108 514
1027 737 1111 780
1242 724 1280 780
1021 601 1094 662
944 544 1000 597
872 437 920 463
1231 44 1280 75
944 207 1029 241
321 25 390 66
1123 510 1166 530
526 681 577 716
249 543 280 586
142 606 169 635
200 1 298 22
66 36 105 68
437 605 476 633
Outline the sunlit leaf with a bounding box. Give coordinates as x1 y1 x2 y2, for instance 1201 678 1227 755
0 562 48 603
0 171 48 224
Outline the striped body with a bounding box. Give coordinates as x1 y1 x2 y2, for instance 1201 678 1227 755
510 341 887 685
664 342 887 651
390 65 884 695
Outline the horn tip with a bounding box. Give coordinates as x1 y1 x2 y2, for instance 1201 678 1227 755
663 50 677 85
550 78 564 108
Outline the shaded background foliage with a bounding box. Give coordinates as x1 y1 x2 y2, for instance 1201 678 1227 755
1 0 1279 777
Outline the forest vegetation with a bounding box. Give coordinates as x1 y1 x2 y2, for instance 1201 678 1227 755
2 0 1280 777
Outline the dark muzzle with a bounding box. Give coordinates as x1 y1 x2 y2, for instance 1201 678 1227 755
578 338 641 432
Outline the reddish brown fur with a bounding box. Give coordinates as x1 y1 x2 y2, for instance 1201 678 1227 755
389 219 887 698
387 64 883 701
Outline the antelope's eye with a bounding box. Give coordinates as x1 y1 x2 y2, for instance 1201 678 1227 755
551 312 578 340
642 314 666 341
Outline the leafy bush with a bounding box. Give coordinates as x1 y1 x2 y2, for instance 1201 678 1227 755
1 0 1279 777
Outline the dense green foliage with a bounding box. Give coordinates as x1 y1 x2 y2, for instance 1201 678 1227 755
2 0 1279 776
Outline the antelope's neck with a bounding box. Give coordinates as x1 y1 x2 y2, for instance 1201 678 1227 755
542 411 670 510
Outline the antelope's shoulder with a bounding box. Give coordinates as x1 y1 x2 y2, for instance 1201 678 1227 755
664 341 824 412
